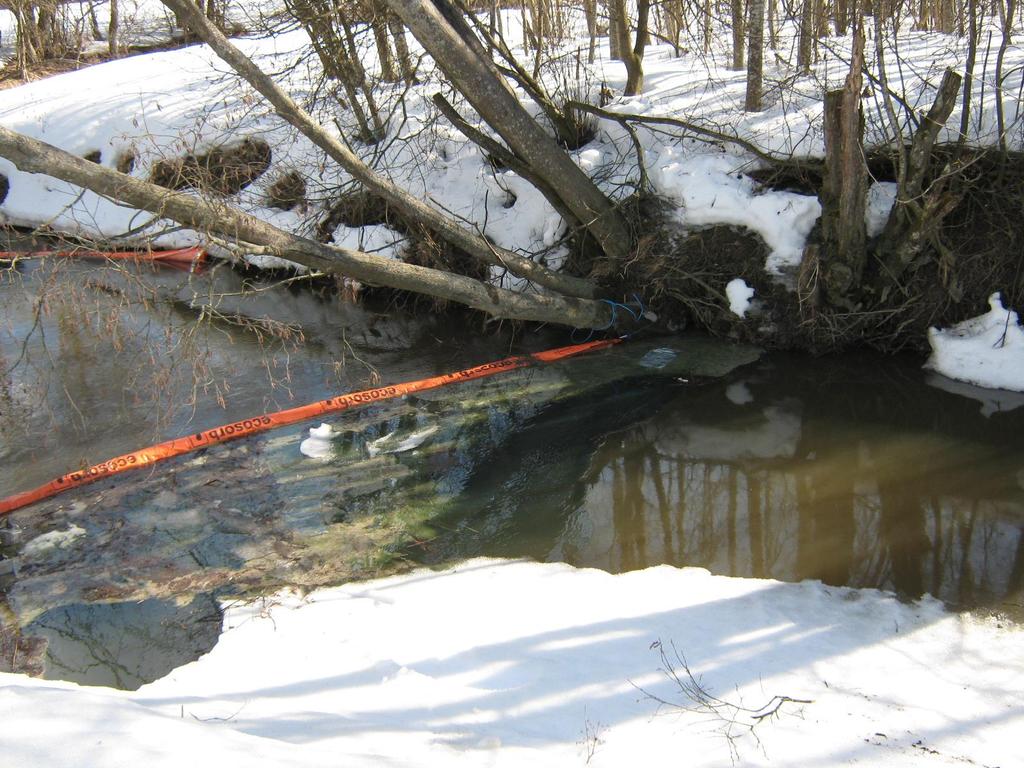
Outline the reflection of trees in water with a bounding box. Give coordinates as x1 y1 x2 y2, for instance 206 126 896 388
26 595 222 690
580 433 1023 611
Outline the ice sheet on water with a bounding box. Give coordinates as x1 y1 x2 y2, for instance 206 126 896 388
638 347 678 369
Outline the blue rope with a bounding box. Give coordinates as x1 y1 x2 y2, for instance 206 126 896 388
572 295 648 342
631 292 645 319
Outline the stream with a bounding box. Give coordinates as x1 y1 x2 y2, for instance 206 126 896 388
1 257 1022 690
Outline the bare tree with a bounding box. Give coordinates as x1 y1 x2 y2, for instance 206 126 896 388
583 0 598 62
744 0 764 110
797 0 816 71
287 0 387 142
9 0 81 76
608 0 651 96
731 0 746 70
109 0 120 56
819 22 867 307
994 0 1017 151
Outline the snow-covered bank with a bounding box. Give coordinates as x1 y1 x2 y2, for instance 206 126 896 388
2 558 1021 767
2 10 1021 283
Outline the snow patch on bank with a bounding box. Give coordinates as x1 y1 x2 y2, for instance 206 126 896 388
726 278 755 317
866 182 898 238
3 558 1021 768
1 9 1023 295
927 293 1024 392
652 149 821 273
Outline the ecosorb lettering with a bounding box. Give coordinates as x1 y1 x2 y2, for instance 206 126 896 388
206 416 273 440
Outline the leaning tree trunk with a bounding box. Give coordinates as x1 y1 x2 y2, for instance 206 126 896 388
385 0 633 261
0 127 613 328
874 68 962 291
158 0 597 300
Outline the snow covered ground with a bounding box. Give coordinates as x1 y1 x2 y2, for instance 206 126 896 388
2 7 1022 281
2 558 1021 767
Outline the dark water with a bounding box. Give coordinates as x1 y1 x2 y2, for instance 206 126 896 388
417 352 1024 617
24 596 222 689
1 258 1022 690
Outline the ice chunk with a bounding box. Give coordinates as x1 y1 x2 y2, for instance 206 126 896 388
926 293 1024 392
366 425 439 457
300 423 337 459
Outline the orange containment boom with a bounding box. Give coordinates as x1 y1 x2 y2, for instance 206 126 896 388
0 337 622 516
0 246 205 266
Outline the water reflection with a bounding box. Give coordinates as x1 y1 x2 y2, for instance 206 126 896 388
427 353 1024 616
26 595 222 690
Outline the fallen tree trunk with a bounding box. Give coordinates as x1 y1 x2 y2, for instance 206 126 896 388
0 126 613 328
159 0 598 301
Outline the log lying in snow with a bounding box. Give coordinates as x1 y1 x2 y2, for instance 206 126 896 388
0 126 613 328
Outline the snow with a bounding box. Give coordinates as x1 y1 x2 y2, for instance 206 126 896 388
607 24 1024 158
0 6 1020 296
926 293 1024 392
4 7 1020 288
725 277 756 318
331 223 406 260
299 423 337 459
2 558 1022 767
866 181 898 238
653 149 821 273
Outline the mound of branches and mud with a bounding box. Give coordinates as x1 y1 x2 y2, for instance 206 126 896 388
618 146 1024 354
150 138 273 196
317 188 489 285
